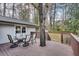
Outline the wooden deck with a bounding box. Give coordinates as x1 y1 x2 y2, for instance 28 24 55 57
0 39 74 56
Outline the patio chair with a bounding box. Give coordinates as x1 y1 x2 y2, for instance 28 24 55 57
22 35 29 47
22 32 37 47
34 32 37 43
22 33 34 47
7 34 18 48
31 32 37 44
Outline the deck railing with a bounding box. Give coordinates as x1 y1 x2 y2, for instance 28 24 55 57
36 32 79 55
61 32 79 56
69 33 79 56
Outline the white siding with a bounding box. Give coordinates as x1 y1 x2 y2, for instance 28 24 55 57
26 27 36 40
0 25 15 44
0 24 36 44
27 27 35 35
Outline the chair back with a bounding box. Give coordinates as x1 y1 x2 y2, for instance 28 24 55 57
26 32 37 43
33 33 36 39
7 34 14 43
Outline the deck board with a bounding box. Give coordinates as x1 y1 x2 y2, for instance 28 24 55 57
0 39 74 56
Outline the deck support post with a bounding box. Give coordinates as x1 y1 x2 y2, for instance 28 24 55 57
61 32 63 43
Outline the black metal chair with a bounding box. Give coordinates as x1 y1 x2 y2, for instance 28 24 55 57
30 32 37 44
22 35 30 47
23 32 37 47
22 33 34 47
33 32 37 43
7 34 18 48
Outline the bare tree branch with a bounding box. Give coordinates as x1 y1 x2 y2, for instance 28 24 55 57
31 3 39 10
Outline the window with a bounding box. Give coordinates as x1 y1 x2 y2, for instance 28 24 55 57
16 26 26 33
16 26 21 33
22 27 26 33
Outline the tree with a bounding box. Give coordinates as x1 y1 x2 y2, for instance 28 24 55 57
38 3 46 47
63 4 79 34
52 3 56 31
12 3 15 18
34 8 39 25
32 3 51 46
3 3 6 16
17 3 29 21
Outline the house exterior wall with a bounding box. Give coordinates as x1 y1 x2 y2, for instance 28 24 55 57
0 24 36 44
0 25 15 44
26 27 36 40
27 27 36 35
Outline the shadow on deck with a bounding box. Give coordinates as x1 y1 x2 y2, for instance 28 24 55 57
0 38 74 56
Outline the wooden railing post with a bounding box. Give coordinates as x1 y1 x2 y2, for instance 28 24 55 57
61 32 63 43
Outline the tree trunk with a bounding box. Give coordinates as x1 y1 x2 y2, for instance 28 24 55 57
39 3 46 47
53 3 56 30
49 4 53 29
3 3 6 16
49 3 56 31
12 3 15 18
61 32 63 43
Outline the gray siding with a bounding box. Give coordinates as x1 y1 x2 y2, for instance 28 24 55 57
0 25 15 44
0 24 36 44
